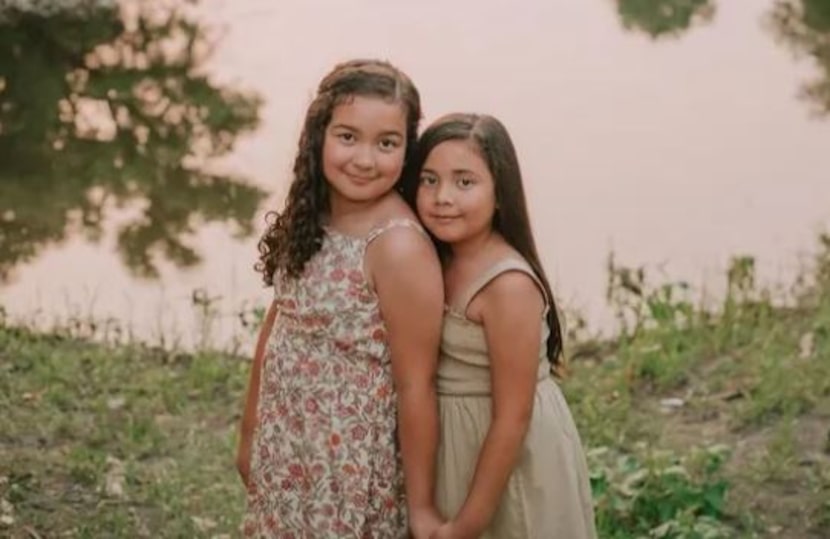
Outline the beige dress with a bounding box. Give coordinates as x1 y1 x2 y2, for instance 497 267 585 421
435 259 597 539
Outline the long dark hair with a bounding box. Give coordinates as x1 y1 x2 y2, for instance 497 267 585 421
403 113 566 376
255 59 422 285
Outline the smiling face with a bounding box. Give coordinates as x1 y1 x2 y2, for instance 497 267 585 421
321 95 408 211
416 138 497 246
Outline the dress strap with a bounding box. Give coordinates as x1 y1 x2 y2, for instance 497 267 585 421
365 218 429 245
453 258 547 314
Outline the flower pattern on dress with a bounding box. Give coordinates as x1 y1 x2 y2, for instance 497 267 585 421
243 220 425 538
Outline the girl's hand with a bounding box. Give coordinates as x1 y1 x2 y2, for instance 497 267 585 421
429 520 477 539
409 506 444 539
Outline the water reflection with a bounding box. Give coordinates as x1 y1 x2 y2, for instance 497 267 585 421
614 0 830 116
0 1 266 282
1 0 829 348
767 0 830 116
614 0 716 38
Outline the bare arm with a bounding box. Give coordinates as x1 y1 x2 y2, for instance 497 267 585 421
236 299 279 488
445 273 544 537
367 228 444 521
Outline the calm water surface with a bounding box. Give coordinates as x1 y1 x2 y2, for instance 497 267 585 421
2 0 829 349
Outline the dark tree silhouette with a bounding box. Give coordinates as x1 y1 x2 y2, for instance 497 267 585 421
767 0 830 117
611 0 830 118
614 0 716 39
0 0 267 281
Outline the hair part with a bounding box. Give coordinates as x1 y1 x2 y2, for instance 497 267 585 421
256 59 422 285
404 113 566 377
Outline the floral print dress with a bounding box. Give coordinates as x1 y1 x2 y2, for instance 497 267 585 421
243 219 425 538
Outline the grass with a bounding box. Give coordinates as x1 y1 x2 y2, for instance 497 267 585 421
1 234 830 537
0 329 250 537
564 234 830 537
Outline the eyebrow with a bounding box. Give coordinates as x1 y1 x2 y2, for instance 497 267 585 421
421 167 478 175
329 123 404 138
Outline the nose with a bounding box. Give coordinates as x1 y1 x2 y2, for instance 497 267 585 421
352 143 375 170
435 181 452 205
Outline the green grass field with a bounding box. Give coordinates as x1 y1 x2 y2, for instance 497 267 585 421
2 235 829 537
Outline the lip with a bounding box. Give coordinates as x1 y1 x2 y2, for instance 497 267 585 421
346 173 376 184
429 214 460 222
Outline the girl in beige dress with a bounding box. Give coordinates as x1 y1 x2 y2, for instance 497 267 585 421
403 113 597 538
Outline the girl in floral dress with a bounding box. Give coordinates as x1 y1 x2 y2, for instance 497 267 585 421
236 60 445 538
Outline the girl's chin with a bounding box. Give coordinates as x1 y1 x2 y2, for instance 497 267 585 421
426 231 466 245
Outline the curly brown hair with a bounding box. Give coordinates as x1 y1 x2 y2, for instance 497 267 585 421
255 59 422 286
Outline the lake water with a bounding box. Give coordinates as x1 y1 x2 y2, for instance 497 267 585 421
2 0 829 351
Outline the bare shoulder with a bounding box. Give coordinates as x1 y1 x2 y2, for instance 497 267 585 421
477 268 545 322
365 197 443 308
367 224 437 271
483 270 542 304
365 203 438 288
367 193 432 259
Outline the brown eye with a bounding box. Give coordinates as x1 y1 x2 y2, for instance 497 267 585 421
379 138 400 151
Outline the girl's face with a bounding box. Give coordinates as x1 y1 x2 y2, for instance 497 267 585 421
416 139 497 245
322 95 407 210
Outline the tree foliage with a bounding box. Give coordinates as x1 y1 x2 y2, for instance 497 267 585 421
612 0 830 118
0 0 266 281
